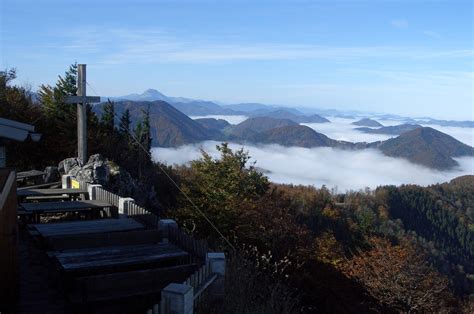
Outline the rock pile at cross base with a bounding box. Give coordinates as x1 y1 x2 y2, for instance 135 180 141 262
58 154 159 210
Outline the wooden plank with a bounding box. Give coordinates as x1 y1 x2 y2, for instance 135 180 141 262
69 264 198 303
17 188 87 197
20 200 113 213
48 229 162 251
22 195 71 203
17 181 61 190
64 95 101 104
31 218 144 238
52 243 188 272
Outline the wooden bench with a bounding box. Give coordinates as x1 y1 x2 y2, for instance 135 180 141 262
20 200 116 222
29 218 144 239
17 181 61 190
69 264 198 303
47 229 162 251
50 242 189 274
18 188 88 202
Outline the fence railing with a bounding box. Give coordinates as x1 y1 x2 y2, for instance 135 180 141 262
95 186 120 206
185 262 218 307
127 202 160 228
94 186 120 217
169 227 208 260
146 262 219 314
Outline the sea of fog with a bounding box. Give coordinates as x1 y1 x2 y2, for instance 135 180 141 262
152 115 474 191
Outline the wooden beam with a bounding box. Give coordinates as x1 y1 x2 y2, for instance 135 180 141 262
77 64 87 164
64 96 101 104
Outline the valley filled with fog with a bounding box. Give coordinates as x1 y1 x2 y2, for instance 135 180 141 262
153 115 474 191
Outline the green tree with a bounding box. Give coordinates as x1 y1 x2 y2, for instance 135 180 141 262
37 62 77 118
119 109 131 138
174 143 269 238
101 99 115 132
56 62 78 96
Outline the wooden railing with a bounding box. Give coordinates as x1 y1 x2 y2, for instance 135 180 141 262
185 262 218 307
127 202 160 228
145 263 218 314
169 227 208 260
95 186 119 217
95 186 120 207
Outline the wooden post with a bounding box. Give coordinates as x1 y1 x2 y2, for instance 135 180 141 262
77 64 87 164
65 64 100 165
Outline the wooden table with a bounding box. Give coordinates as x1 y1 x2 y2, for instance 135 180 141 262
30 218 145 239
20 200 115 222
17 188 88 202
50 243 188 273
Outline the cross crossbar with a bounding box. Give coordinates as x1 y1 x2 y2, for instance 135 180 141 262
65 95 101 104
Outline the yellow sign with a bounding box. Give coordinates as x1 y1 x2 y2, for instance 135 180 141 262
71 179 80 189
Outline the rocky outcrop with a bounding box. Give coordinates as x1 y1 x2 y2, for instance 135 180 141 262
59 154 109 186
58 154 161 210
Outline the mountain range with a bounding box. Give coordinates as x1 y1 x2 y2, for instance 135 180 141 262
93 99 473 170
110 89 474 129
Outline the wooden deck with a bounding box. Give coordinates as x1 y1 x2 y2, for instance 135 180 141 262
15 185 205 312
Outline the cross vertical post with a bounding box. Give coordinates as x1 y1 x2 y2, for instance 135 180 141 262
77 64 87 164
65 64 101 166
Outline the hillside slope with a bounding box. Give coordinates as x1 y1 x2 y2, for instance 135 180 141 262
376 127 473 169
226 117 298 141
355 123 422 135
352 118 383 127
255 125 334 147
94 100 218 147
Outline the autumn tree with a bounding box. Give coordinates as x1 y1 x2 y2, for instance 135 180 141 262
341 237 454 312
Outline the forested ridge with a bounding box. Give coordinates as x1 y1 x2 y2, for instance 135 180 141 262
2 66 473 313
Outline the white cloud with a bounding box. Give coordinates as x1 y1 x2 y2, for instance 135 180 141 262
190 115 248 125
49 27 473 65
151 117 473 191
391 19 409 28
152 141 473 192
302 117 395 143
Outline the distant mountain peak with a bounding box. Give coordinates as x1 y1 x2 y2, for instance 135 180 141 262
142 88 166 96
377 127 473 170
352 118 383 127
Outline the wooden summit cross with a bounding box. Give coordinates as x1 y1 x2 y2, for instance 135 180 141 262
65 64 101 165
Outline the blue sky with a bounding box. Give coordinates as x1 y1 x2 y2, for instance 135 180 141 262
1 0 473 119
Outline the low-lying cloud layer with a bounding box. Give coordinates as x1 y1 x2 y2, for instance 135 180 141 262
190 115 248 125
302 117 394 143
152 141 474 192
190 115 474 146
